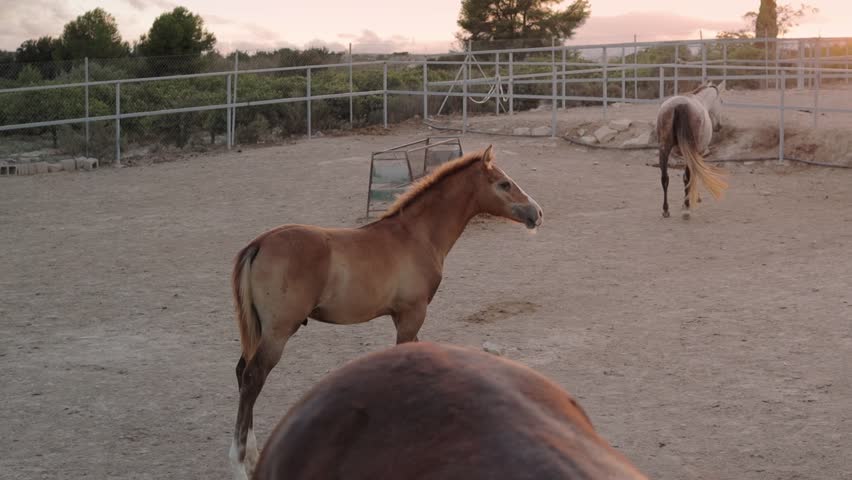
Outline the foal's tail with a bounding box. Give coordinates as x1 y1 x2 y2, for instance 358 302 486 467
232 243 261 361
673 103 728 208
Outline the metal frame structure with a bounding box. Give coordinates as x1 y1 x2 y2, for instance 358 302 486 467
366 136 463 217
0 36 850 167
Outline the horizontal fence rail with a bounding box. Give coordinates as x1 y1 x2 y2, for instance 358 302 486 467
1 36 851 165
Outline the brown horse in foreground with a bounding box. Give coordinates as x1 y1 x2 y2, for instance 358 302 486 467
253 342 648 480
229 146 543 479
656 81 729 219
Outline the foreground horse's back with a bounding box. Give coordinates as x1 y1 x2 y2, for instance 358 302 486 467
254 343 648 480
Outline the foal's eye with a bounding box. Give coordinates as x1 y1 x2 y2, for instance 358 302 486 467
498 181 511 191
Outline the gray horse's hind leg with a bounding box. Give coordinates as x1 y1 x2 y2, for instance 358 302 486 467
659 145 673 218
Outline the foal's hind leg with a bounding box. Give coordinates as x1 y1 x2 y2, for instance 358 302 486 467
230 302 308 480
230 337 289 480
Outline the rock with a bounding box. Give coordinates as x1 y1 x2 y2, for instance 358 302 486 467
622 132 652 147
580 135 598 144
609 118 632 132
482 341 504 356
593 126 618 144
61 159 77 172
577 128 587 137
47 163 63 173
513 127 531 136
76 158 99 171
531 126 551 136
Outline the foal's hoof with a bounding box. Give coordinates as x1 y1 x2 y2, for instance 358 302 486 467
662 210 670 218
682 211 691 220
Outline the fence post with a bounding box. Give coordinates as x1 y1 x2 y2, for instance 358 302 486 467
701 41 707 83
633 34 638 99
813 69 820 128
674 45 679 95
563 47 568 108
232 52 239 143
621 46 626 100
383 62 388 129
551 38 557 138
764 35 770 89
226 74 232 149
722 43 728 84
349 43 354 128
306 67 312 138
602 46 608 120
774 38 781 89
422 61 428 120
797 39 805 89
847 40 850 85
84 57 90 158
779 70 786 163
462 51 468 133
508 52 514 115
495 52 500 115
115 82 121 166
659 67 664 101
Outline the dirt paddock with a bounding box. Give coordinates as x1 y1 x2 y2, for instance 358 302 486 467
1 122 851 479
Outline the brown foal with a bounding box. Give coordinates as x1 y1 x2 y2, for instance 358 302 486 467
229 146 543 479
254 342 648 480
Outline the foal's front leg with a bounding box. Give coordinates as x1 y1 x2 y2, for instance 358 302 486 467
392 303 427 344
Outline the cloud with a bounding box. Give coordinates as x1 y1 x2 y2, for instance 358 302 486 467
218 29 452 55
304 39 348 53
568 11 744 45
338 30 453 54
0 0 73 50
0 0 179 50
124 0 176 11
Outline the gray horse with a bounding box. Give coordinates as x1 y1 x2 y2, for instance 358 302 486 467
656 81 729 218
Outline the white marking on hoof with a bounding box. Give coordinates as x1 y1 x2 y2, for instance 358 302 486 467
229 438 250 480
245 429 259 475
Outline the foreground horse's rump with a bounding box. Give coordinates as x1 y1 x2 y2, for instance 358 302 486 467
254 343 648 480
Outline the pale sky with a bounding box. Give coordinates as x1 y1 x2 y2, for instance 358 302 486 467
1 0 848 53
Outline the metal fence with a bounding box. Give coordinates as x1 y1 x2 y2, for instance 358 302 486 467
1 36 850 166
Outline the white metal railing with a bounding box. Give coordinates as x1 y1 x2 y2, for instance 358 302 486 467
0 36 850 165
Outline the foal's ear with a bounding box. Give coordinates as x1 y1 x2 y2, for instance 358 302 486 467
482 145 495 165
717 80 727 92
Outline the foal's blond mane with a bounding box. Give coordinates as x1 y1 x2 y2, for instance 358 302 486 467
380 149 488 219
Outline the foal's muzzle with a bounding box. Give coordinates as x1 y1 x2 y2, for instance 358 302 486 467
512 203 543 230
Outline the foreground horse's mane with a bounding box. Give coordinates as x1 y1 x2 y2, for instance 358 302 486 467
380 150 485 219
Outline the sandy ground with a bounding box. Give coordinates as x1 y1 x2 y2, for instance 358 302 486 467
1 121 851 480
